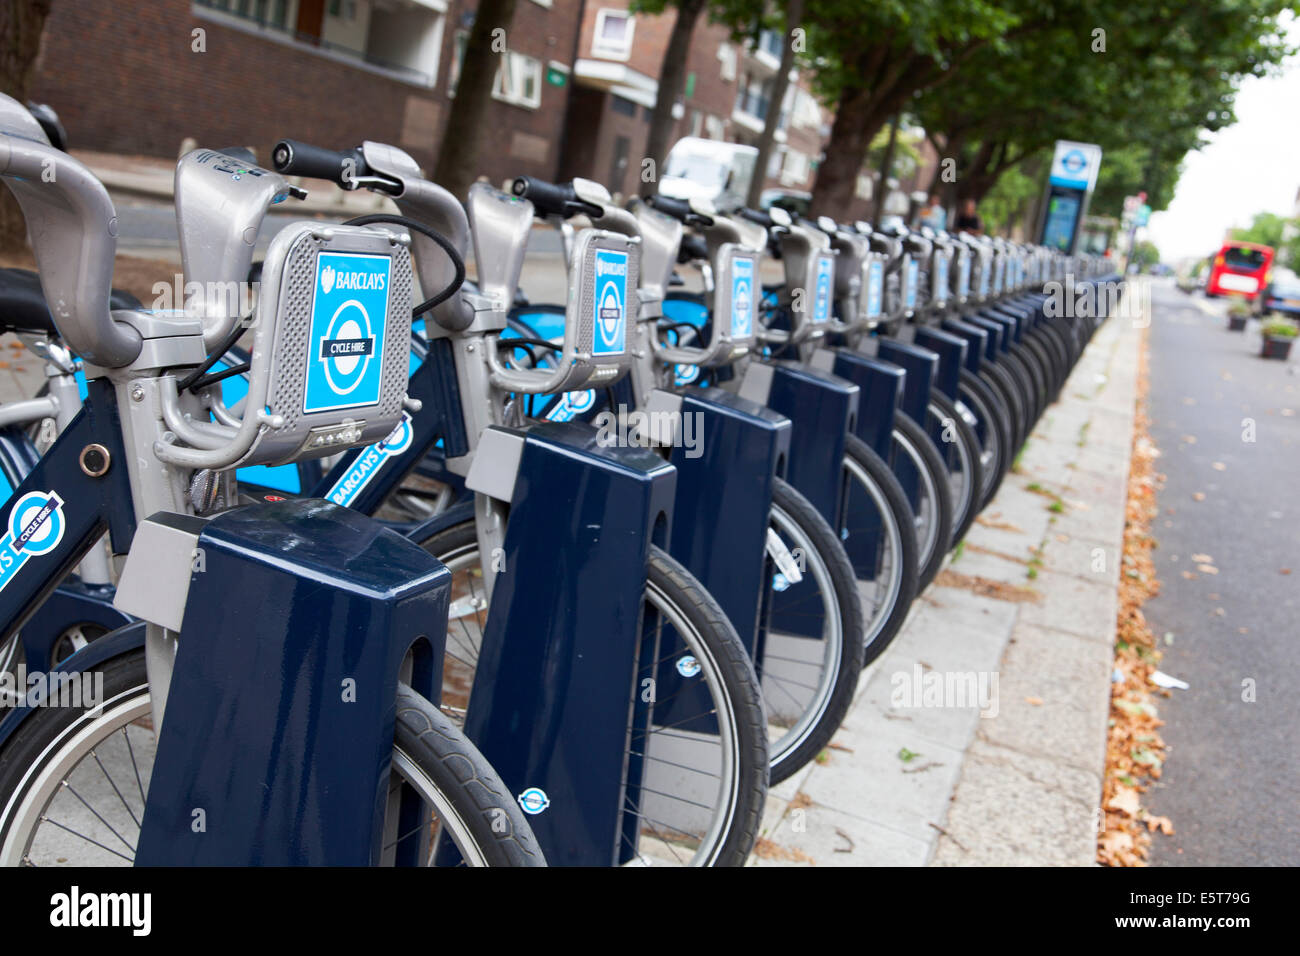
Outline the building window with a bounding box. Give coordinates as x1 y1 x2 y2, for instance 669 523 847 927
611 95 638 117
195 0 442 87
734 72 773 122
704 115 726 140
592 9 635 60
717 43 737 82
780 148 810 186
450 31 542 109
495 50 544 109
757 29 783 61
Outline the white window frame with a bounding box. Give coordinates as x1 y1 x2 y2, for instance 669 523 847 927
592 9 635 61
494 50 544 109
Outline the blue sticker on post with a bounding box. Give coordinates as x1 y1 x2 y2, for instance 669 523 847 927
865 261 883 318
934 255 949 303
592 248 628 356
812 254 833 323
731 256 754 337
905 260 919 309
303 251 392 414
959 255 971 298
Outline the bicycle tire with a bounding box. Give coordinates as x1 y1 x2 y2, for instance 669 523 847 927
958 368 1010 508
842 434 920 663
765 478 865 782
418 522 767 866
928 389 984 545
0 648 547 866
890 412 953 590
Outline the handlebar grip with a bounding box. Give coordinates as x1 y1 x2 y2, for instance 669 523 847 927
271 139 368 188
737 207 773 228
677 232 709 264
645 194 693 223
511 176 582 217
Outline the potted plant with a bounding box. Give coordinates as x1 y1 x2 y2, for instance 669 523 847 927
1227 301 1251 331
1260 317 1298 360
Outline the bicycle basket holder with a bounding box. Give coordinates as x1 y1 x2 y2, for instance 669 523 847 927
157 221 414 470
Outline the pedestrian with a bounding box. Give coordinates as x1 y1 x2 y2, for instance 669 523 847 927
954 199 983 235
917 194 947 232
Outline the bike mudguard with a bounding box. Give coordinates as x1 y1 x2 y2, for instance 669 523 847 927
0 620 147 750
451 421 676 866
128 500 451 866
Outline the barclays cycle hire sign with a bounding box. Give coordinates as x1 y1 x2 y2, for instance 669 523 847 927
304 252 392 414
731 256 754 337
592 248 628 356
1049 140 1103 192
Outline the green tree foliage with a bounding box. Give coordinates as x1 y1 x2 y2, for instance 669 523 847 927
1231 211 1290 249
844 1 1297 219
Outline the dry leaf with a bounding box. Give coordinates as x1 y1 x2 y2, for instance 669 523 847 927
1212 462 1226 471
1107 787 1141 816
1192 492 1206 501
1196 565 1219 575
1191 553 1213 563
1025 696 1044 706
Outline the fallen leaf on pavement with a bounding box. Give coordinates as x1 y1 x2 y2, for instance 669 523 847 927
1212 462 1226 471
1107 787 1141 816
1191 553 1213 563
1145 815 1175 835
1196 565 1219 575
1192 492 1206 501
1025 696 1044 706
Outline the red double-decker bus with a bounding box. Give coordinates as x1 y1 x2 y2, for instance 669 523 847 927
1205 241 1274 301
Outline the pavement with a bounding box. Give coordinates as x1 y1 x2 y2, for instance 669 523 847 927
750 283 1144 866
1142 282 1300 866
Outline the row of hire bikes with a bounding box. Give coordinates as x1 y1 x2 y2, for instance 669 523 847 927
0 94 1122 867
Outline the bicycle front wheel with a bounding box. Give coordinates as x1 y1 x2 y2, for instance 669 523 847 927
421 522 768 866
0 648 546 866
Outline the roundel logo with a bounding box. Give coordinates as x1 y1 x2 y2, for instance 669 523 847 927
9 491 64 557
378 414 414 455
320 300 376 396
517 787 550 815
1062 149 1087 174
597 280 623 348
674 363 700 386
568 389 597 413
733 279 751 321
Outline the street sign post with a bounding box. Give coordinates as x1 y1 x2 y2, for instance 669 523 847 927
1037 140 1103 254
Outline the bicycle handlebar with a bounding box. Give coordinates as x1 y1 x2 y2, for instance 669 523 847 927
272 138 372 190
511 176 600 219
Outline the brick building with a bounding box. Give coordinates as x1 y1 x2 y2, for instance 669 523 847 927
28 0 832 202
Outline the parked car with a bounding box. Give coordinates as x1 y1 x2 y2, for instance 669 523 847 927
760 188 813 218
1262 266 1300 318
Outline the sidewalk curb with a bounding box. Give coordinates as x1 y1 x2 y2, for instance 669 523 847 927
749 293 1143 867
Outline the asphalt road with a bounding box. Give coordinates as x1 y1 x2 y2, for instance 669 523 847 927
1143 279 1299 866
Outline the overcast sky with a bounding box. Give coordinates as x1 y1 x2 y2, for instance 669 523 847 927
1145 13 1300 262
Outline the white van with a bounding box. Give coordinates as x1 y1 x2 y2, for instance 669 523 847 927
658 137 758 211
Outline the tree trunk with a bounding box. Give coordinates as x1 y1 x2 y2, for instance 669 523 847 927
644 0 706 183
0 0 53 253
745 0 805 209
871 113 900 225
808 83 891 218
432 0 518 201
